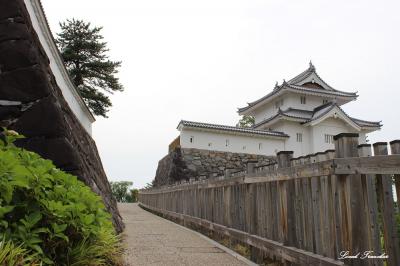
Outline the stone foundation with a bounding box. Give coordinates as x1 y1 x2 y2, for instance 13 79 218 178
154 148 276 186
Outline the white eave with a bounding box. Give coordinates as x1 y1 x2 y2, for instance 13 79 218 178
24 0 95 134
239 87 357 116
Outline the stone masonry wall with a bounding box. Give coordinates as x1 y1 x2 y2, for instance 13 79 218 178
0 0 124 232
154 147 276 186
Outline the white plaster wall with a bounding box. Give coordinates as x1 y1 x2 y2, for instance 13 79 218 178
253 93 329 124
180 129 285 156
269 118 369 156
253 103 276 124
359 132 367 144
24 0 93 135
311 118 358 153
270 121 312 156
284 94 328 111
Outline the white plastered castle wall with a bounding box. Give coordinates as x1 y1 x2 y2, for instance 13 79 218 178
253 93 331 124
24 0 94 135
310 118 367 154
180 129 285 156
269 121 312 157
265 118 368 157
284 94 330 111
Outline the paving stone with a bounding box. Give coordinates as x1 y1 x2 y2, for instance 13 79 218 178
120 203 247 266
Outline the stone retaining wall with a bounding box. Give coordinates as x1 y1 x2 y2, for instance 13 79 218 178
0 0 123 232
154 147 276 186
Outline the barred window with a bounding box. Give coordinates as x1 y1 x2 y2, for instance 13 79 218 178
296 133 303 142
300 96 306 104
325 134 334 144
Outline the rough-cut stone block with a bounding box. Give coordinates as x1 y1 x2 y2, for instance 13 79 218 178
0 65 51 101
0 0 23 20
13 95 67 138
0 40 41 71
0 105 21 122
16 136 82 171
0 22 30 42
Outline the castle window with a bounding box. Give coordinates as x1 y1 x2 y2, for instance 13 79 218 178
259 143 263 150
300 96 306 104
323 99 328 104
242 146 246 150
325 134 334 144
296 133 303 142
190 136 194 143
208 142 212 147
226 139 230 147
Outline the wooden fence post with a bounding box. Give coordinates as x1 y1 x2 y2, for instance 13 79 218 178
358 144 383 266
247 160 263 263
277 151 295 248
390 140 400 211
374 142 400 266
334 133 369 265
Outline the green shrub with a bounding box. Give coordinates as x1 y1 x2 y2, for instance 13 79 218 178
131 189 139 203
110 181 133 203
0 238 39 266
0 130 123 265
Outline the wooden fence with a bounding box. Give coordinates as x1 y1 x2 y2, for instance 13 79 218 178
139 133 400 265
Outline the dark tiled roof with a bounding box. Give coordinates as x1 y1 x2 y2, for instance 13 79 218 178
238 63 358 113
178 120 289 138
351 118 382 128
288 62 335 90
253 102 382 129
286 84 357 97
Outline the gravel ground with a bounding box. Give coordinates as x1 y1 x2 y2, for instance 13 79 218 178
119 203 248 266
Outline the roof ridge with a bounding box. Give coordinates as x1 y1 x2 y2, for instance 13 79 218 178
287 63 314 84
283 107 314 113
313 101 336 112
179 120 288 135
287 84 357 96
350 117 382 125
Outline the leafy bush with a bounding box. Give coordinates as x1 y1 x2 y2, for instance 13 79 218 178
0 130 123 265
131 189 139 203
110 181 134 203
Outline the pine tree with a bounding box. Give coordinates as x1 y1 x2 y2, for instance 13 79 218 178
236 115 255 128
56 19 123 117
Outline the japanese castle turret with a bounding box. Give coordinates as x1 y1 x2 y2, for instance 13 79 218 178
174 63 381 157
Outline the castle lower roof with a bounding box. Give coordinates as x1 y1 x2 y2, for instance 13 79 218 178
177 120 289 138
253 102 382 130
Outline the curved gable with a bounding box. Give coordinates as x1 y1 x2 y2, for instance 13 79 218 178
305 106 361 131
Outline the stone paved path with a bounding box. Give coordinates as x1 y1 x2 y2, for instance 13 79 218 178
119 203 249 266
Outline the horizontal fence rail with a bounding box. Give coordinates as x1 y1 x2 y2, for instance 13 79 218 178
139 134 400 266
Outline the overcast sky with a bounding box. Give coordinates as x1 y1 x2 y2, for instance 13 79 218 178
41 0 400 188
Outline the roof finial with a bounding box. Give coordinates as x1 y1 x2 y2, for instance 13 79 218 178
309 60 315 70
274 81 279 89
282 79 287 85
